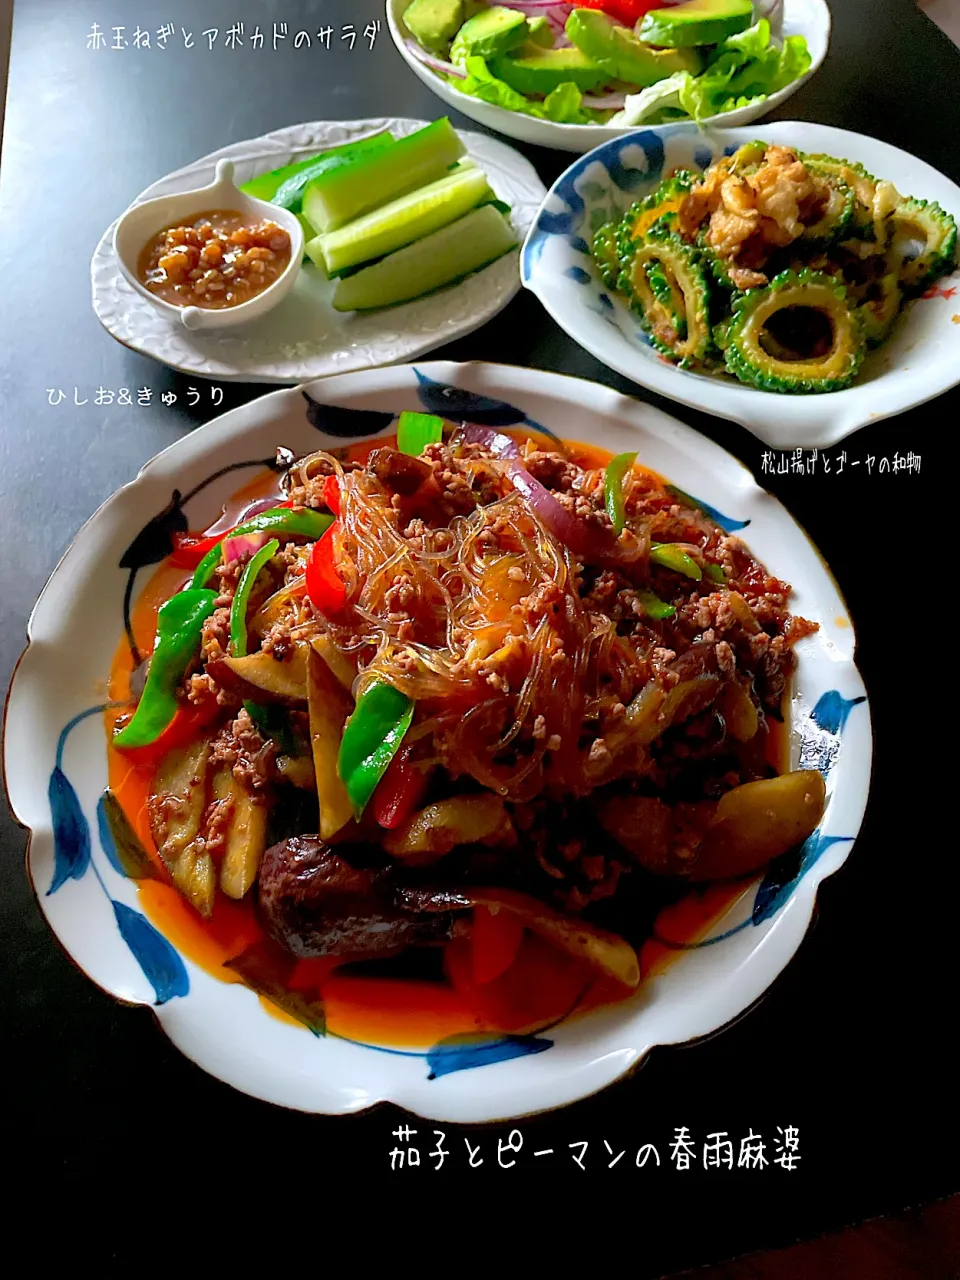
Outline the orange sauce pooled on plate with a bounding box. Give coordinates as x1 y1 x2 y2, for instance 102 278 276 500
105 434 760 1048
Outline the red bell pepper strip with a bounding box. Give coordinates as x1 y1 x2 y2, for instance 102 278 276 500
370 745 428 829
306 523 347 615
322 474 341 516
578 0 662 23
471 905 525 986
114 700 220 771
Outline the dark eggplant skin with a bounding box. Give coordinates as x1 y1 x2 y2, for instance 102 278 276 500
257 836 457 959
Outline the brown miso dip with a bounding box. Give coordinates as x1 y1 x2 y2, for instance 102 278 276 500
138 210 292 309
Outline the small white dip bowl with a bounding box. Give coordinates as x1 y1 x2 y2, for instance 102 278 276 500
113 158 304 332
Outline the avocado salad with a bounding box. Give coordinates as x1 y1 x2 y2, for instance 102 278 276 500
402 0 812 127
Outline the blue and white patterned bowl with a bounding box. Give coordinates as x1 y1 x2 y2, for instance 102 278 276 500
4 361 871 1122
521 121 960 449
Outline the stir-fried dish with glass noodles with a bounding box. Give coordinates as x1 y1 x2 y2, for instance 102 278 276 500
108 413 826 1030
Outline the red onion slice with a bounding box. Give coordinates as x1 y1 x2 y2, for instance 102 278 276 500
236 495 283 522
755 0 784 25
496 1 574 42
222 531 273 564
405 37 466 78
581 91 627 110
456 422 521 458
507 460 618 561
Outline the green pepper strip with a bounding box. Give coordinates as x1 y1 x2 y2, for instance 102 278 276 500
191 508 333 589
637 589 676 621
397 411 444 456
650 542 702 581
604 451 637 536
112 589 219 749
337 681 415 817
224 538 300 753
229 539 280 657
705 563 726 584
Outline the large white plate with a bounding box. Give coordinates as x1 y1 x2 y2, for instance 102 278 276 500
91 119 547 384
4 361 871 1123
521 121 960 448
387 0 831 155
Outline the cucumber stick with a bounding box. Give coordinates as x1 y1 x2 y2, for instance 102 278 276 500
302 118 466 234
307 163 493 275
331 204 518 312
239 132 394 210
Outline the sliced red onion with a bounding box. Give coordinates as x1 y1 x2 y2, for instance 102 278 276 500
405 37 466 78
496 0 573 42
456 422 520 458
222 531 273 564
236 495 283 522
755 0 784 23
581 91 627 110
507 460 617 561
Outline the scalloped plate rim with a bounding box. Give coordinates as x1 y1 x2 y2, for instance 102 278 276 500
4 360 872 1123
89 118 547 385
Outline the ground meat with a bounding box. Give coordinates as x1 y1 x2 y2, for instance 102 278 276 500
185 671 241 712
524 450 579 491
200 606 232 664
261 620 296 661
210 707 274 791
202 792 235 860
715 640 736 676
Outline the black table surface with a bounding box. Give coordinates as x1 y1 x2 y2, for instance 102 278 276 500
1 0 956 1265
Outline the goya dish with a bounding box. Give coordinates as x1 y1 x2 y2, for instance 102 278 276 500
592 140 958 392
106 416 826 1037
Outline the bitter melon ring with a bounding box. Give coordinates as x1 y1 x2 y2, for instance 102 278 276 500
724 270 865 393
620 230 711 367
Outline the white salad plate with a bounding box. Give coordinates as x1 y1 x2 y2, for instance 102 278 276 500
5 361 871 1123
91 118 547 385
521 120 960 449
387 0 831 154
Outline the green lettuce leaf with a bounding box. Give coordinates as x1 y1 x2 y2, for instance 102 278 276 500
772 35 813 92
676 20 811 122
453 56 538 115
542 82 590 124
452 59 606 124
612 72 690 127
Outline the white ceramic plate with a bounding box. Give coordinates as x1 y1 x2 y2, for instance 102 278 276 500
521 120 960 448
4 361 871 1123
387 0 830 154
91 118 547 384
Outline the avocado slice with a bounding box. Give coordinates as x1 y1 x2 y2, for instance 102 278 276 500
404 0 465 55
491 45 610 95
566 9 702 86
637 0 753 49
450 6 530 63
527 16 555 49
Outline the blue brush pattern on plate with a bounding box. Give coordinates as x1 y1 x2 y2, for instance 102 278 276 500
112 900 189 1004
302 389 394 438
48 766 91 894
46 705 190 1006
665 485 750 533
49 701 552 1076
654 687 865 949
97 792 129 879
752 832 853 926
427 1035 553 1080
413 368 559 441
